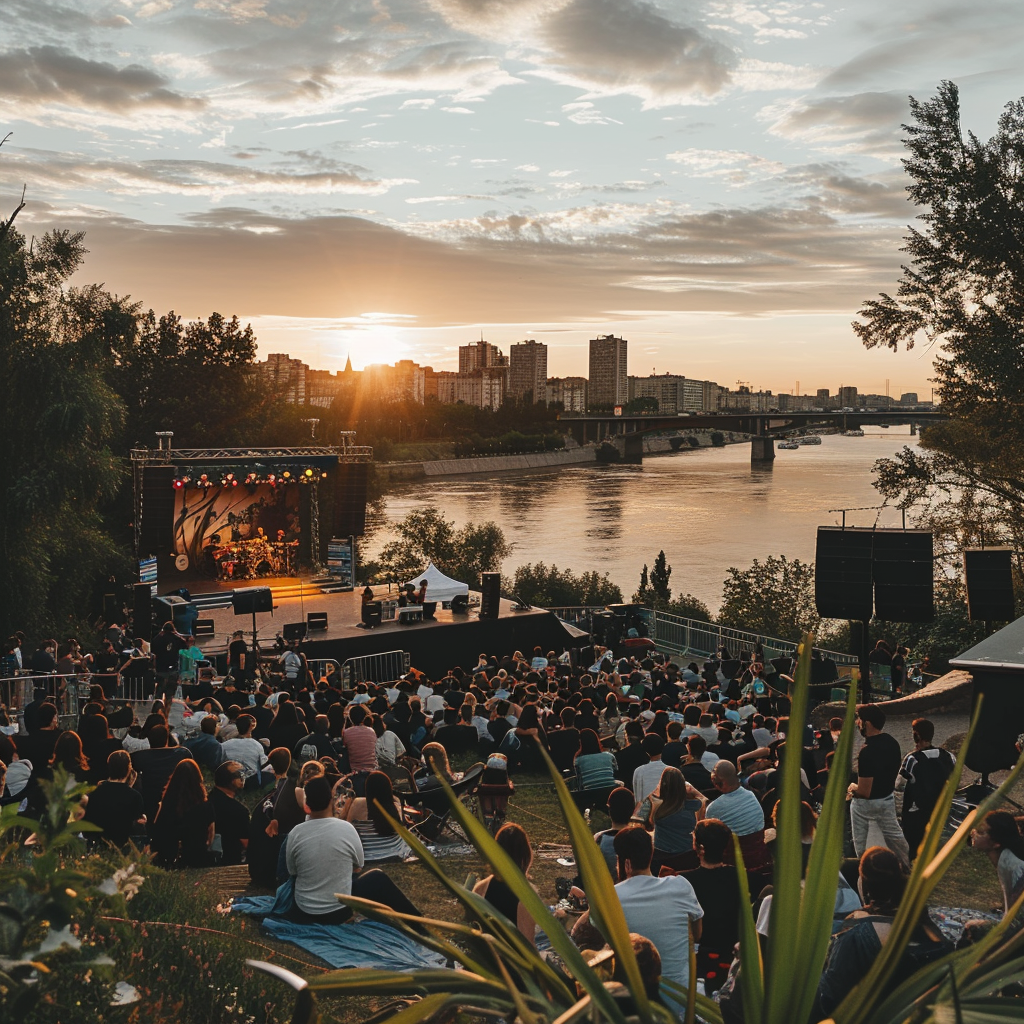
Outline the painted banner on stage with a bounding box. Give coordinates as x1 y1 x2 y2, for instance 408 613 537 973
173 485 300 579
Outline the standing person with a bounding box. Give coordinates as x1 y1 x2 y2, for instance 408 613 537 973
897 719 955 861
848 704 909 868
151 622 184 699
177 635 205 690
211 761 251 865
227 630 250 688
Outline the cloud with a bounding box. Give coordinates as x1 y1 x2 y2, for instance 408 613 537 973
6 147 414 198
667 148 784 183
0 45 204 115
765 91 910 159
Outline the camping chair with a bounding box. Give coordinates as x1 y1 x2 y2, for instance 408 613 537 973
379 762 419 797
405 764 487 842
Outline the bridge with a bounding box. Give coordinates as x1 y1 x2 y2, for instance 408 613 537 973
558 409 946 464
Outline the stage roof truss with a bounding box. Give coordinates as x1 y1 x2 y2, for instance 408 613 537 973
131 445 373 465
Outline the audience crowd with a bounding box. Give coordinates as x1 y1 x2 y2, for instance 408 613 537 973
0 625 1007 1018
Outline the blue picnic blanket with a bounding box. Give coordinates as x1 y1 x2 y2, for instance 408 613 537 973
231 889 447 971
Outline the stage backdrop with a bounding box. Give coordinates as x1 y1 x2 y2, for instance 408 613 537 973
173 485 300 578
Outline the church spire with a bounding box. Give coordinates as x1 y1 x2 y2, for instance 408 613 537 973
344 353 353 373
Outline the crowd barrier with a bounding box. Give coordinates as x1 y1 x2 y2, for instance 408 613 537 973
341 650 410 686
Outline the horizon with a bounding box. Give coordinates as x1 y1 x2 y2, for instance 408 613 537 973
5 0 1024 396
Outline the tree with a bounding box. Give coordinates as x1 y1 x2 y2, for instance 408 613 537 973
0 227 130 638
666 593 713 622
718 555 818 640
633 563 650 604
370 508 511 586
633 551 672 606
856 81 1024 553
509 562 622 607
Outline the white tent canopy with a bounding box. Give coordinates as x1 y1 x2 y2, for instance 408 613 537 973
402 561 470 604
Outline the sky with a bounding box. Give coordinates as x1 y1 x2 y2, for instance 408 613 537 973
4 0 1024 397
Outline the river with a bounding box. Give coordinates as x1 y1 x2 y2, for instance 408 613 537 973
364 428 920 612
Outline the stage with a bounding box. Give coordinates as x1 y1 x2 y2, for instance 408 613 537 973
195 587 587 679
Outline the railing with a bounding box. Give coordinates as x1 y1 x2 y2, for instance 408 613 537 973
544 605 859 666
341 650 410 686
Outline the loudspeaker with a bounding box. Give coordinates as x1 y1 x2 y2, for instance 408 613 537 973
307 612 329 631
966 670 1024 774
362 601 382 627
450 593 469 615
815 527 874 620
139 465 176 555
193 618 215 637
232 587 273 615
152 594 191 632
332 462 369 538
872 530 934 622
133 582 154 639
283 622 307 641
480 572 501 619
965 548 1016 622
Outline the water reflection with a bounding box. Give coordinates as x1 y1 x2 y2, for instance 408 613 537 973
369 430 919 610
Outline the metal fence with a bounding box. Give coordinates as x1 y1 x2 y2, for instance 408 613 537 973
544 605 859 666
341 650 411 686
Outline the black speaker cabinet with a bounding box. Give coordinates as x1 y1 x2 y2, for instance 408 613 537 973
307 611 329 631
450 594 469 615
480 572 501 619
282 622 307 641
966 669 1024 774
232 586 273 615
815 527 874 620
132 582 154 639
872 529 934 622
965 548 1016 622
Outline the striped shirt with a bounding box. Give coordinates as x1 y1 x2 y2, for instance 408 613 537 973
575 751 618 791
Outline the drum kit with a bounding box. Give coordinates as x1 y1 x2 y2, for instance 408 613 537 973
214 538 298 580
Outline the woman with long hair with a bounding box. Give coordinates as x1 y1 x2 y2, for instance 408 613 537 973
151 758 214 867
513 702 548 770
76 714 123 784
472 822 537 944
268 700 306 752
338 770 411 862
420 742 459 785
573 729 618 792
51 730 90 785
971 810 1024 914
643 766 705 873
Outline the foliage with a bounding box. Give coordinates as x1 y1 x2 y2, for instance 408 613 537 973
452 430 566 457
506 561 623 606
0 768 149 1020
856 80 1024 556
664 593 713 622
367 507 512 586
710 431 726 447
0 226 131 639
633 551 672 606
718 555 819 640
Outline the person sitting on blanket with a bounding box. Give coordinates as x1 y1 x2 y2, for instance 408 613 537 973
285 775 422 925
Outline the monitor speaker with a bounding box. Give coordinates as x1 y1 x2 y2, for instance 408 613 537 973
307 611 329 631
815 527 874 620
480 572 501 619
450 594 469 615
872 529 934 622
133 582 154 639
232 587 273 615
283 622 307 642
964 548 1016 622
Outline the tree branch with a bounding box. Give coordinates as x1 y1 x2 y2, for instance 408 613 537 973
0 183 26 241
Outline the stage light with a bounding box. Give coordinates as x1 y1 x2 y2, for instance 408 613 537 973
321 471 328 479
304 468 314 477
282 471 291 479
267 473 276 484
199 474 208 484
226 473 233 481
173 478 184 489
231 478 238 486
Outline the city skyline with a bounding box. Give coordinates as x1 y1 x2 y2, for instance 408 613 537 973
5 0 1022 396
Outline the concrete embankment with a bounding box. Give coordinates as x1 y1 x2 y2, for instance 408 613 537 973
376 445 599 481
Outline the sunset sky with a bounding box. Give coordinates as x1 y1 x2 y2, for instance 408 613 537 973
5 0 1023 396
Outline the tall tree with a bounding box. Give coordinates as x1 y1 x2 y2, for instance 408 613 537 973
856 81 1024 555
650 550 672 604
718 556 818 641
0 227 130 638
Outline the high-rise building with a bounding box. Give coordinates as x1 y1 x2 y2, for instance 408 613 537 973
509 340 548 404
588 335 628 409
838 385 858 408
546 376 588 412
259 353 307 404
899 392 919 406
459 339 506 373
628 372 718 413
816 388 831 408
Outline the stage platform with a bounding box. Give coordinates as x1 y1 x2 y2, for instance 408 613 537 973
195 587 586 678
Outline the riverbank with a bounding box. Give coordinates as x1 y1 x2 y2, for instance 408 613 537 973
375 428 753 481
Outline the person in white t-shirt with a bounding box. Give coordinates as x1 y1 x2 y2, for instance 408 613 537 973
219 714 266 787
631 734 669 808
285 776 422 924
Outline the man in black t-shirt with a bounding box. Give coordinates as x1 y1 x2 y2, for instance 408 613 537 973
897 718 955 861
848 704 909 867
228 630 250 687
211 761 250 865
92 640 122 698
131 724 190 820
84 750 146 847
547 708 581 773
151 622 184 699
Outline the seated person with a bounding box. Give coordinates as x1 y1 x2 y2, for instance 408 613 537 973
184 715 224 770
285 776 422 924
83 750 146 847
472 822 538 945
547 707 582 774
211 760 251 866
337 771 411 863
594 786 641 876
